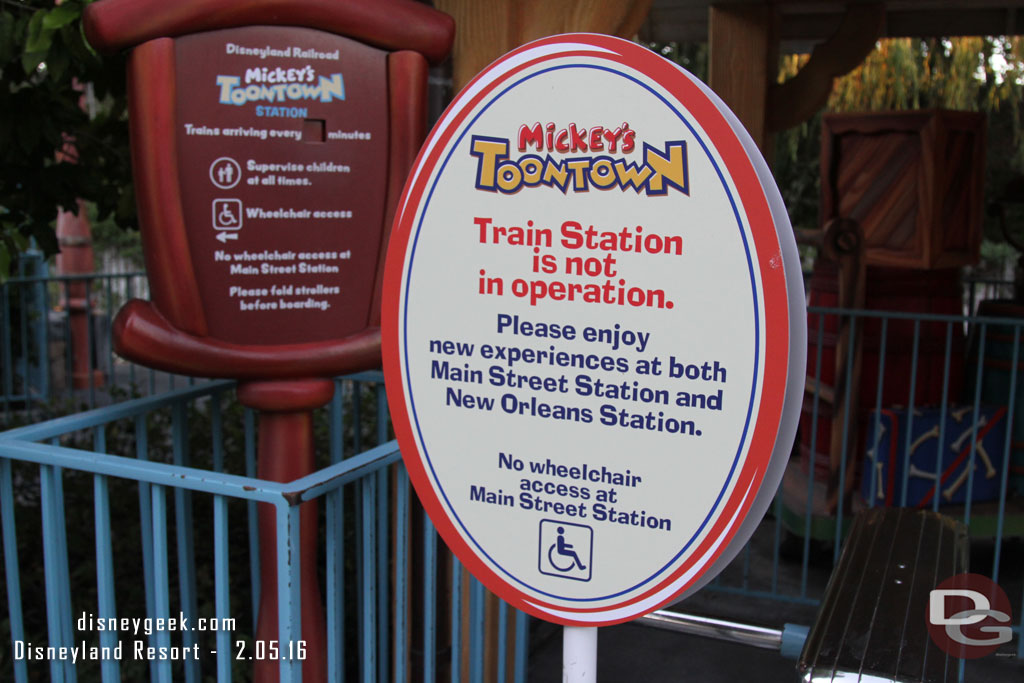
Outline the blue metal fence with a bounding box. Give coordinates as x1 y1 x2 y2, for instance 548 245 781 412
0 374 531 682
702 302 1024 673
3 270 1024 679
1 270 198 418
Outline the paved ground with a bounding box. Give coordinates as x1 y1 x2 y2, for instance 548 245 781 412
526 592 1024 682
526 587 818 682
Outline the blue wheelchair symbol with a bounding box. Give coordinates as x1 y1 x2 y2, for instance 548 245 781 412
538 519 592 581
548 526 587 572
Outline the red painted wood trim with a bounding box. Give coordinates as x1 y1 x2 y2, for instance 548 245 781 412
128 39 209 337
236 379 335 412
113 299 381 379
84 0 454 64
369 50 428 328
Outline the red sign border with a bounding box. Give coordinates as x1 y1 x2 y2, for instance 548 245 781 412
383 34 795 626
83 0 454 380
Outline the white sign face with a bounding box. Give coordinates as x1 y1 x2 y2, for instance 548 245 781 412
383 35 805 626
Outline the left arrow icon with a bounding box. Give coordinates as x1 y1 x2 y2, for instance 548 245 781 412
216 232 239 243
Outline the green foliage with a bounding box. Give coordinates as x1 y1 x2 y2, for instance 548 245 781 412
648 41 708 82
773 112 822 233
0 0 133 280
89 200 144 268
774 36 1024 252
826 37 1017 116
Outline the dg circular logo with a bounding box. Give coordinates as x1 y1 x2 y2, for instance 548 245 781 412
927 573 1014 659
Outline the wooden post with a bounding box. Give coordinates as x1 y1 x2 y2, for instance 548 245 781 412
821 218 865 513
708 3 776 157
435 0 652 93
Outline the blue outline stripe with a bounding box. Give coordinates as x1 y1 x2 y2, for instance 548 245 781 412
400 62 762 604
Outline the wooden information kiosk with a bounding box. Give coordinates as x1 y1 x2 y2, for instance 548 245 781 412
83 1 453 680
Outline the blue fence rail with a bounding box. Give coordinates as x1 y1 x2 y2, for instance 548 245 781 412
3 269 1024 679
702 302 1024 674
0 373 530 682
1 270 199 418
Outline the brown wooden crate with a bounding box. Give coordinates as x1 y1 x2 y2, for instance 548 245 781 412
821 109 986 269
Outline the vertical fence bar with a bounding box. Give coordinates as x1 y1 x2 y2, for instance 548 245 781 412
361 472 377 683
135 413 160 682
1 456 29 683
375 388 389 683
964 324 988 529
93 427 121 681
513 610 528 683
802 313 825 597
105 275 113 391
866 319 889 507
932 323 955 513
94 473 121 681
62 281 73 404
152 484 174 683
899 320 922 507
211 393 232 682
276 503 302 683
18 279 29 407
51 458 76 683
84 279 96 408
244 408 260 629
39 280 51 407
496 601 508 683
352 381 363 453
326 382 345 683
468 578 484 682
992 324 1020 584
40 464 73 683
450 555 462 683
423 515 437 683
395 464 410 683
353 382 366 679
172 401 201 683
835 315 858 564
126 276 136 391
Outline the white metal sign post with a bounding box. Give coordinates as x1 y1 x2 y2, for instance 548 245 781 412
382 34 805 679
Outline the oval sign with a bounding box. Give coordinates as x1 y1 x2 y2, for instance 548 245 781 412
383 34 805 626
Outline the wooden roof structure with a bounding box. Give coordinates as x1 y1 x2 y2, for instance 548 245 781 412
638 1 1024 154
643 0 1024 47
436 1 1024 156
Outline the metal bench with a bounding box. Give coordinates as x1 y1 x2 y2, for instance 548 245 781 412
798 507 968 682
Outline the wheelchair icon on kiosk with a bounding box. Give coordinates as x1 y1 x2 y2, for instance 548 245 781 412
539 520 592 582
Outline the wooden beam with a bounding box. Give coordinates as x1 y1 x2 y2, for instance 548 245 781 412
708 3 776 154
436 0 653 94
767 3 884 133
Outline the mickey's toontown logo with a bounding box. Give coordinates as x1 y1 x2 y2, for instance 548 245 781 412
470 122 689 196
216 65 346 106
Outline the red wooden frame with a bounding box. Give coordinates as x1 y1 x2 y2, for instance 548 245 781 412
82 0 454 379
84 0 454 65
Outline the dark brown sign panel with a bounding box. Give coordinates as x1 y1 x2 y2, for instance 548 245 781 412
176 26 388 345
82 2 453 680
